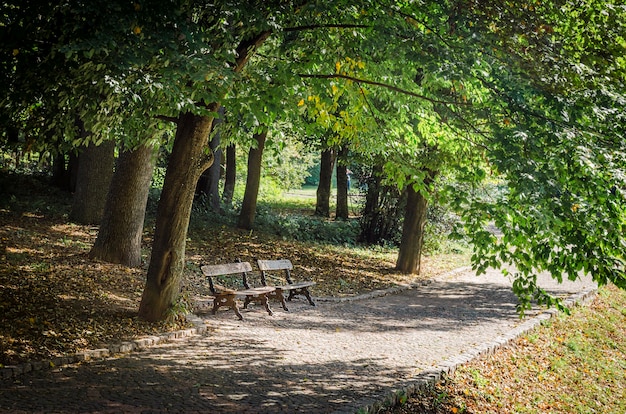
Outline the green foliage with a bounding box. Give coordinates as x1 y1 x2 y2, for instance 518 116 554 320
305 164 321 186
259 128 317 191
191 193 359 245
255 208 360 245
422 204 469 255
3 0 625 315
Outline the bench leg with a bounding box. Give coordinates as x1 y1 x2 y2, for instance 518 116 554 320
301 288 316 306
242 294 274 316
213 294 243 320
261 294 273 316
288 288 316 306
271 289 289 311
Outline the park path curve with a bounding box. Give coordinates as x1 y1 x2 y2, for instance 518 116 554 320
0 267 596 413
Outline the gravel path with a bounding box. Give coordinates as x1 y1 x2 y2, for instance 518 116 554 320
0 267 596 413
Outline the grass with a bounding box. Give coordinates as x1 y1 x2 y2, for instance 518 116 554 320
386 284 626 414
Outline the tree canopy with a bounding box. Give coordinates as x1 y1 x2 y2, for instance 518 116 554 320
2 0 624 317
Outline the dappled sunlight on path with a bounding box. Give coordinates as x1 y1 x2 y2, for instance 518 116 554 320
0 268 596 413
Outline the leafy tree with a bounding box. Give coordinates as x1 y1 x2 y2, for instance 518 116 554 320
4 0 624 320
222 143 237 206
315 146 336 217
195 107 226 211
335 146 350 220
89 142 159 267
442 0 626 312
69 140 116 225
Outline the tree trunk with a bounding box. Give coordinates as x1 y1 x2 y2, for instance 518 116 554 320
222 143 236 207
195 106 224 210
395 177 435 274
51 152 67 189
358 164 410 245
359 164 383 242
138 111 215 322
51 150 79 192
237 128 268 230
335 146 349 220
89 143 158 267
315 147 336 217
70 140 116 225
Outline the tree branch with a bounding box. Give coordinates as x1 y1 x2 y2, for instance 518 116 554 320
234 30 272 73
356 82 385 131
283 24 371 31
155 115 179 124
298 73 473 107
395 11 455 50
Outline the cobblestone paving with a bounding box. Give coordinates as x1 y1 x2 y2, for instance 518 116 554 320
0 268 596 413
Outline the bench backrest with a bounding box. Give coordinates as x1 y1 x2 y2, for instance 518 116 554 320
257 259 294 285
201 261 253 293
256 259 292 271
201 261 252 276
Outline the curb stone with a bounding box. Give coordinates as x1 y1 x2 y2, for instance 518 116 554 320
0 313 207 382
356 286 598 414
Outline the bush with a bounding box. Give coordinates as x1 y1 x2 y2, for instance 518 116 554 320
254 206 359 245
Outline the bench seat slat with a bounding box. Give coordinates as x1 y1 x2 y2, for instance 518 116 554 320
276 281 316 290
256 258 316 308
236 286 276 296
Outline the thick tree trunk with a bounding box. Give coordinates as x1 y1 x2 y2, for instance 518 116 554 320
89 143 158 267
222 143 236 207
138 111 215 322
335 146 349 220
138 31 269 322
315 147 336 217
195 106 224 210
395 175 435 274
70 140 116 225
51 150 79 192
237 128 268 230
67 152 79 193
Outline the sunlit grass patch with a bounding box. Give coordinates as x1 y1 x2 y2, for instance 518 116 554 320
386 284 626 414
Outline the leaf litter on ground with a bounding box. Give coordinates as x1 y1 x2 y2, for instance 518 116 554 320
0 174 468 366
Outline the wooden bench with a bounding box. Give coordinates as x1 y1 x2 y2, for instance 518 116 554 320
200 261 275 320
256 259 316 311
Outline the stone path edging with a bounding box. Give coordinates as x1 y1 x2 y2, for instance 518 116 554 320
0 314 208 382
357 286 598 414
